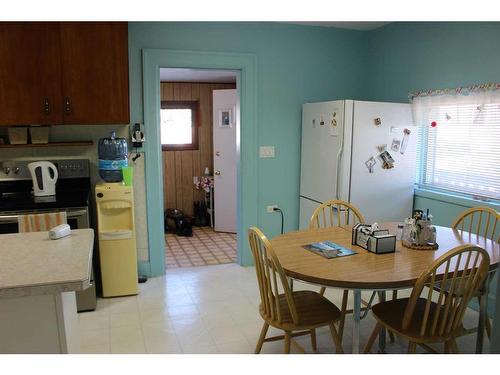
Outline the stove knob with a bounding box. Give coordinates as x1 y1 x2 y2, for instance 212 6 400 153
3 167 10 175
14 167 20 174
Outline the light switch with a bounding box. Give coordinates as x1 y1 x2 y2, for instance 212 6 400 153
259 146 275 158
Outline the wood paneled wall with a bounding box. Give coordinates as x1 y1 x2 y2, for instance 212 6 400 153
161 82 236 216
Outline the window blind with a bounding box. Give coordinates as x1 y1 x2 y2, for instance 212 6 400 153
420 102 500 199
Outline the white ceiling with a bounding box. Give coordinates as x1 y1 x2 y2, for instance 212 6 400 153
160 68 237 83
289 22 389 31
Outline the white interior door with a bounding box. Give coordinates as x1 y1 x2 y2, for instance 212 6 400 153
213 89 238 233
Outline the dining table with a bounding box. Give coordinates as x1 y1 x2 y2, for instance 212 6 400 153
270 222 499 354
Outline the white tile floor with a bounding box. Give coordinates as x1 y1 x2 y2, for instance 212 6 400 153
78 263 490 354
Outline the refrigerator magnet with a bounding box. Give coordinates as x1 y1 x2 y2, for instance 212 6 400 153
378 150 395 169
391 139 401 152
400 128 411 154
374 118 382 126
330 117 338 136
376 144 387 153
365 156 376 174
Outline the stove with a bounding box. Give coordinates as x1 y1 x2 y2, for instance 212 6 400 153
0 159 91 212
0 159 96 312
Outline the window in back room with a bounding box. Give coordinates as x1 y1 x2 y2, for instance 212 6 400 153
160 100 200 151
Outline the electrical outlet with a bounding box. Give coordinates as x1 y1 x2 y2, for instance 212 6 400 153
259 146 275 158
267 204 278 213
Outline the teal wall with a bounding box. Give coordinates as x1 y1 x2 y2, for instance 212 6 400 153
129 22 369 243
366 22 500 102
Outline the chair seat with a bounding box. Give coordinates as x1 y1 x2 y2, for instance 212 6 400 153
371 298 456 343
261 290 341 330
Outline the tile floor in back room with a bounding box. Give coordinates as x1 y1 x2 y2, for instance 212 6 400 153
165 227 237 268
78 263 489 354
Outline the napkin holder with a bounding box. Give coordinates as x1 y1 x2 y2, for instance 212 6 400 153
352 223 396 254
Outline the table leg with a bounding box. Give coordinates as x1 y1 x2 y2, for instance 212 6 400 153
476 275 489 354
377 291 387 353
352 289 361 354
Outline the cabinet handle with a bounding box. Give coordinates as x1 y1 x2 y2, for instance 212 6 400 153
64 97 71 114
43 98 51 114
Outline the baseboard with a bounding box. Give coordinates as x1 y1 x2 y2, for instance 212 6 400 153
137 261 151 278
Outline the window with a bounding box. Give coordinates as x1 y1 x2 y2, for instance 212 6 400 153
160 101 199 150
413 86 500 200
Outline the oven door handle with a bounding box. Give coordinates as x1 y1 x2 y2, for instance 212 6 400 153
66 209 88 218
0 209 88 223
0 215 22 223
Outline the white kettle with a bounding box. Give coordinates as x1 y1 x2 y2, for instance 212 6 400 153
28 161 58 197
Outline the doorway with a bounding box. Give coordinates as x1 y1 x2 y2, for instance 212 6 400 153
158 68 239 269
142 49 257 276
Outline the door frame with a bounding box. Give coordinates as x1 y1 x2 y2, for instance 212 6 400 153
142 49 258 276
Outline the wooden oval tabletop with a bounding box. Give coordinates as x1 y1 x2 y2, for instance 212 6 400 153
270 223 500 290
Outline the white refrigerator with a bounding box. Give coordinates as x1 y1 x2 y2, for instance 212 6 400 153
299 100 417 229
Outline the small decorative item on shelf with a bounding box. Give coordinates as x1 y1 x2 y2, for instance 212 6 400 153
8 127 28 144
29 126 50 144
402 209 438 250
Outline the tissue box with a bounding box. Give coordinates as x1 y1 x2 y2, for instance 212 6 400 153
352 223 396 254
367 234 396 254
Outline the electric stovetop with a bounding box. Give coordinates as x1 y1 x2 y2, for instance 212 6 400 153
0 159 91 212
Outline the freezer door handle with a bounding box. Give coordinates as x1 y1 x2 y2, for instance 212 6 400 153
335 140 344 200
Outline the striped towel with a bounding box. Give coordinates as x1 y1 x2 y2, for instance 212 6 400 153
18 212 67 233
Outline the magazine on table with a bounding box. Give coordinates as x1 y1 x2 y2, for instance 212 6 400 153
303 240 357 259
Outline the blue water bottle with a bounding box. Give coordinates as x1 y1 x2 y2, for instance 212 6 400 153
98 131 128 182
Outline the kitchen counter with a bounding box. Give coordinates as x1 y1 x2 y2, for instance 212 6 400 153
0 229 94 353
0 229 94 298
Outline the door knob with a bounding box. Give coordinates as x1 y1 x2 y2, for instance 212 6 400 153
214 170 221 175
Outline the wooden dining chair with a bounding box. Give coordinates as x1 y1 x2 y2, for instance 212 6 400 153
448 206 499 339
364 244 490 354
248 226 344 354
308 199 365 341
309 199 365 230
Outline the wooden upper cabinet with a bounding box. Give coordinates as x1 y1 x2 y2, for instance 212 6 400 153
59 22 130 125
0 22 129 126
0 22 62 126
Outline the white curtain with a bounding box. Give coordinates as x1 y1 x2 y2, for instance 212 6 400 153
411 85 500 199
411 88 500 128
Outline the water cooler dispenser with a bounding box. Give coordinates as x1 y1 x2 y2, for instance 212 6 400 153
96 183 139 297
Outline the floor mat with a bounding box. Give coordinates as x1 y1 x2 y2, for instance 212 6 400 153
165 226 237 268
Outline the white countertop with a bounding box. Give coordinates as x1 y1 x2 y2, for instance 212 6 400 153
0 229 94 298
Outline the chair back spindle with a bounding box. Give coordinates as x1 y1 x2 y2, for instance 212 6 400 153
402 245 490 339
452 206 499 243
248 227 299 325
309 199 365 229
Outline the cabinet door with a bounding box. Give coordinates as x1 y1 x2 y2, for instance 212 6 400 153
0 22 62 126
59 22 129 125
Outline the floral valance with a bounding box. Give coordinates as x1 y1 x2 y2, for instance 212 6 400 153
409 82 500 102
